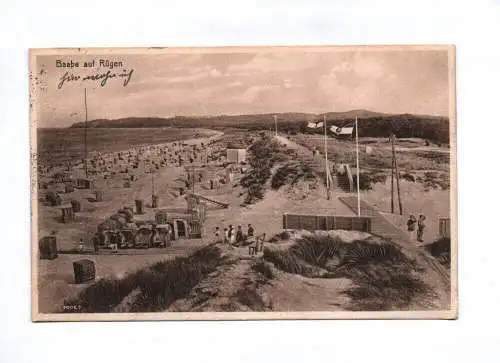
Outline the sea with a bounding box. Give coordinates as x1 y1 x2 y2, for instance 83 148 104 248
36 127 216 165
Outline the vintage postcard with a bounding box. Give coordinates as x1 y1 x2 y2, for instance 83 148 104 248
30 46 457 321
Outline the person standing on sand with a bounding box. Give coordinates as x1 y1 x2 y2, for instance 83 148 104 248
92 233 100 253
230 225 236 245
417 214 426 242
214 226 220 243
77 238 85 252
236 225 244 244
228 225 233 244
247 224 254 238
407 214 417 241
223 227 229 244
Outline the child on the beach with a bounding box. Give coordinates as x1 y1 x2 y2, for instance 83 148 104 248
214 226 220 243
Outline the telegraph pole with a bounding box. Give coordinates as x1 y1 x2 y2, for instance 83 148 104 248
84 88 88 178
391 149 395 214
324 115 330 200
274 115 278 137
391 134 403 215
355 116 360 216
152 168 155 195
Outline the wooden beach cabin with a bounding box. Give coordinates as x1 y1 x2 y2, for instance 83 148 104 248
73 259 96 284
154 209 200 240
59 204 75 223
76 178 94 190
39 236 58 260
226 149 247 164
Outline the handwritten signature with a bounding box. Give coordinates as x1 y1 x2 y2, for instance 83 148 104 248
57 69 134 89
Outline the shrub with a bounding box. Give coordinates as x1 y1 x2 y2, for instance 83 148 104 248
279 231 291 240
64 272 139 313
271 162 316 189
235 288 267 311
343 271 433 311
244 183 265 204
269 231 291 242
251 261 275 280
340 240 412 267
262 247 315 275
416 172 450 190
352 172 387 191
425 237 450 267
241 135 290 204
400 172 416 182
291 234 343 267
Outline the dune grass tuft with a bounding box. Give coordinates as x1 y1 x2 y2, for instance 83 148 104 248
263 233 435 311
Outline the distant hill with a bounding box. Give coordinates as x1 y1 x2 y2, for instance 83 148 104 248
319 109 388 120
70 110 450 144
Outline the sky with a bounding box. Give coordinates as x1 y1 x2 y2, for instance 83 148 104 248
33 47 451 128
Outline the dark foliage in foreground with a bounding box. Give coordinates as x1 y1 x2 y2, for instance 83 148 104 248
263 234 435 311
425 237 451 267
63 245 222 313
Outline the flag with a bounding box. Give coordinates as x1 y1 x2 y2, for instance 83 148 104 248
330 123 354 136
307 121 324 129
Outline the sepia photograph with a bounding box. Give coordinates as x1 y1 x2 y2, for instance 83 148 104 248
30 46 457 321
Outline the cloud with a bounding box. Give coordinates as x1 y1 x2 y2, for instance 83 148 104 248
35 49 450 127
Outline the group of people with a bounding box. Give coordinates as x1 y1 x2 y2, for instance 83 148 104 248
214 224 256 246
407 214 426 242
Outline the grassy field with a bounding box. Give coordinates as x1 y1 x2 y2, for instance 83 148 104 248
291 134 450 172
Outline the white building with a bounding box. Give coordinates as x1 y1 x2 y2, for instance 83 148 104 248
226 149 247 163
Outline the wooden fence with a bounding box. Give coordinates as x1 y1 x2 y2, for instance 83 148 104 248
283 214 372 233
439 218 451 238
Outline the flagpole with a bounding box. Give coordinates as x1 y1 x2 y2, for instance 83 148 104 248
355 116 360 216
84 88 88 178
324 115 330 200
